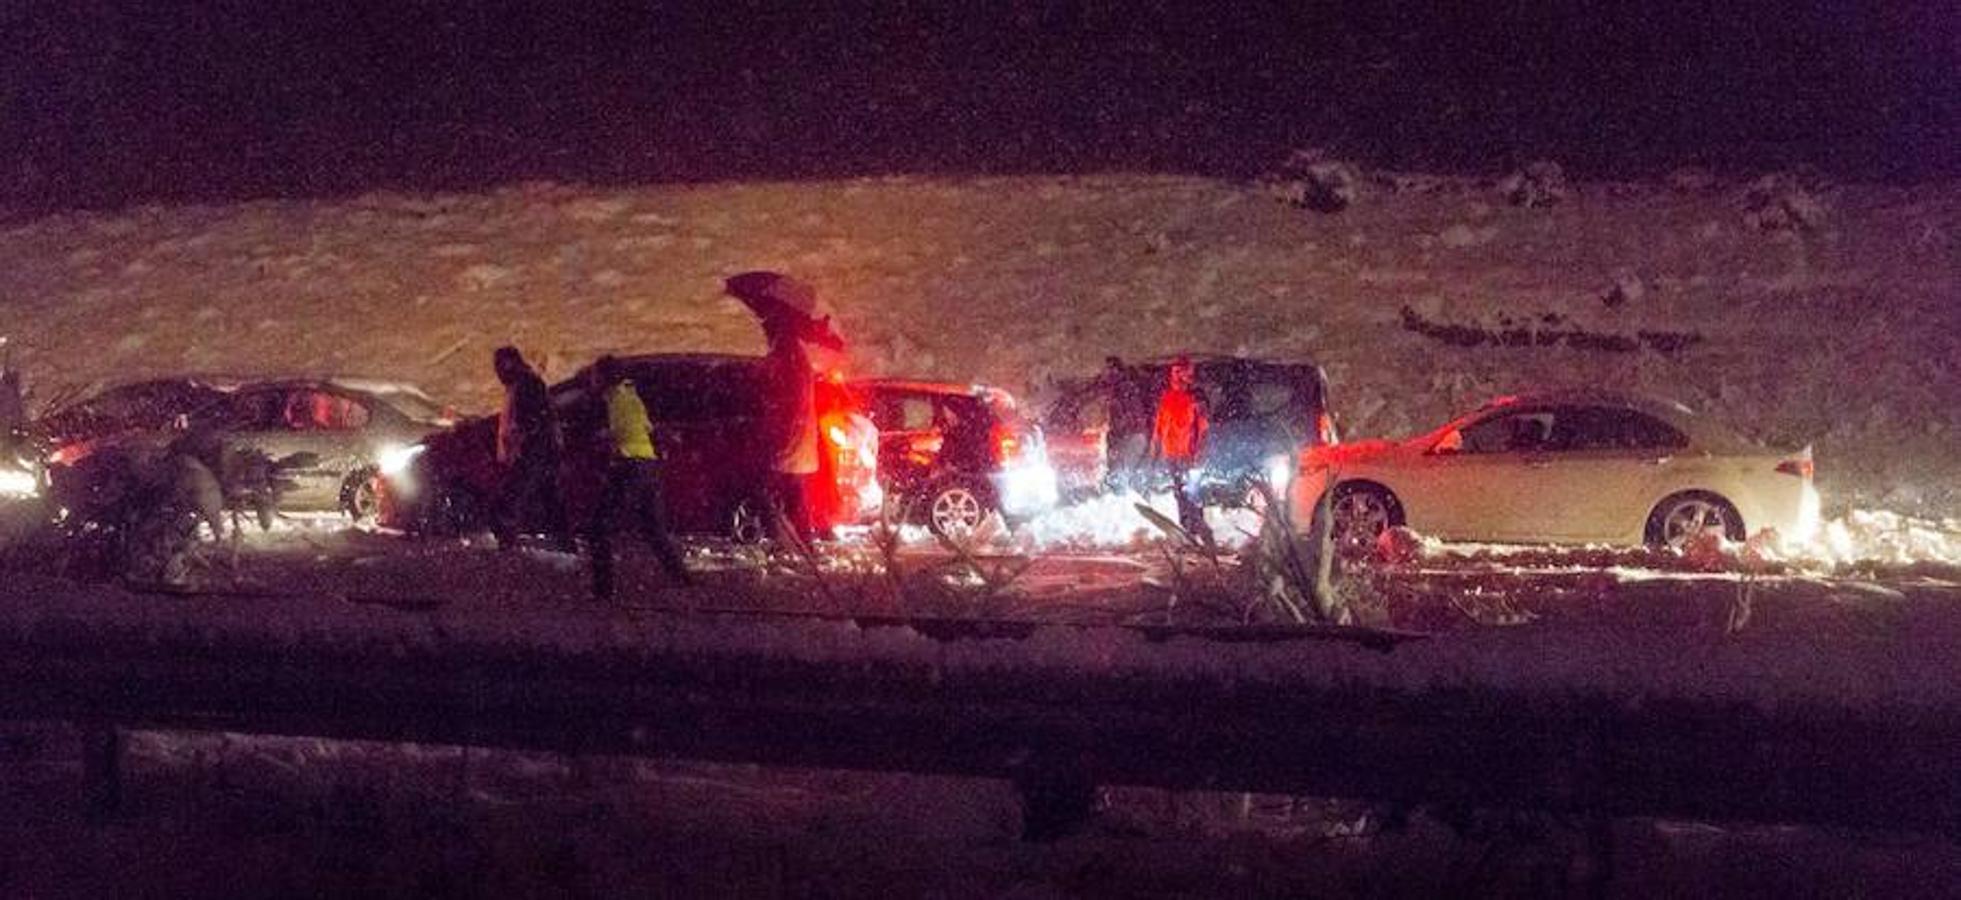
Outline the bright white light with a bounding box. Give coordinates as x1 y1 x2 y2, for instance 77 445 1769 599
997 462 1060 515
378 444 425 478
1263 454 1295 491
0 467 38 498
858 481 885 515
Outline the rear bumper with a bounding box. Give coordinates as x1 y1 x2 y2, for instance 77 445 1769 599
1739 480 1822 545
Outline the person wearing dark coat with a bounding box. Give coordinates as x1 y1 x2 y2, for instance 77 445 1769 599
584 356 693 600
1099 356 1152 492
491 345 573 552
725 272 845 543
0 338 24 433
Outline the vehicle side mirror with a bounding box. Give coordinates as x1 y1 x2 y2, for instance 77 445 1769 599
1429 429 1463 456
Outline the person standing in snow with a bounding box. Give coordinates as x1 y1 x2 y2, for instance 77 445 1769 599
1099 356 1152 493
0 337 24 433
585 356 693 601
1150 355 1213 543
725 272 845 544
491 345 573 553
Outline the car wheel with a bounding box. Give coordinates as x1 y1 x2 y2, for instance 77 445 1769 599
730 498 770 545
1648 492 1743 549
341 468 381 524
926 481 991 540
1332 483 1401 548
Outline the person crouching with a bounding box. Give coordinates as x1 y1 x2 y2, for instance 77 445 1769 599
586 356 694 601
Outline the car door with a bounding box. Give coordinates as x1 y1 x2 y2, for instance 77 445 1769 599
1527 405 1691 542
223 387 374 511
867 390 941 494
1406 408 1559 542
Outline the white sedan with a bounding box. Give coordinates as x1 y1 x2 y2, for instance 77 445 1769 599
1293 393 1820 549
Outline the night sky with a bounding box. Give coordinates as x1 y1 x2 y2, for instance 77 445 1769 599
4 1 1954 209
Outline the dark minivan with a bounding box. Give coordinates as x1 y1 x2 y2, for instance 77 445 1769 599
1040 355 1337 503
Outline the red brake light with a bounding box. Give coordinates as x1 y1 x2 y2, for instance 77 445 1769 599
1315 410 1336 445
1776 459 1814 479
992 424 1022 465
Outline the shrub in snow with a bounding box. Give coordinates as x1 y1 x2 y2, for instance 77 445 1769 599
1740 173 1829 234
1373 527 1429 567
1498 161 1571 208
1602 270 1646 308
1270 149 1363 214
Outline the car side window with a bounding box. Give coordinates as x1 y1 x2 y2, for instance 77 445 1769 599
281 390 370 431
1056 386 1110 432
898 397 935 431
219 390 287 430
1554 406 1689 451
1460 410 1557 454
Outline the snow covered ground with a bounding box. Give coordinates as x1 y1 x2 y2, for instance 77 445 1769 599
0 170 1956 894
1 174 1954 519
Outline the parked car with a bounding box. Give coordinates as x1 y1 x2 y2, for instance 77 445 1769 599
1297 391 1821 549
381 354 881 541
1041 355 1337 503
849 379 1057 537
35 376 452 520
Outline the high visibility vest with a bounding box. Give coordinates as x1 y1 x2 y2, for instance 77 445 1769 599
607 382 658 461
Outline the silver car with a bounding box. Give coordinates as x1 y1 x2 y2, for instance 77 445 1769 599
38 376 453 520
1296 391 1821 550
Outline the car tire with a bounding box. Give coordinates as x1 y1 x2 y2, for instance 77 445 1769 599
730 498 770 545
1646 492 1744 549
924 479 993 540
341 467 381 525
1331 482 1402 548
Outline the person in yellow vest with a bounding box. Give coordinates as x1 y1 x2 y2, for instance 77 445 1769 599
586 356 693 600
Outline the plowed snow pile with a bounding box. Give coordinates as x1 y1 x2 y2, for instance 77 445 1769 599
2 176 1955 516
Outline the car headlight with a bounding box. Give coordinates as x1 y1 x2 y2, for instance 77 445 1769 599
378 444 426 478
0 466 39 498
1263 454 1295 491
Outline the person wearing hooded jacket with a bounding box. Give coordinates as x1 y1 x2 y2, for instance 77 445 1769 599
491 345 573 553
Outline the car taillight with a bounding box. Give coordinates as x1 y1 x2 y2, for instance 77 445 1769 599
1316 410 1337 445
1776 458 1814 479
992 424 1025 465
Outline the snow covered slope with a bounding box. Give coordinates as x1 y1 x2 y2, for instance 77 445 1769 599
1 175 1954 514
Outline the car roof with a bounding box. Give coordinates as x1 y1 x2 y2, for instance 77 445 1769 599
1132 354 1324 371
847 378 1009 399
1477 390 1699 420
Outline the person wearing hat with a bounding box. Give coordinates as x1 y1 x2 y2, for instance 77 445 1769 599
490 345 573 553
724 271 844 543
585 356 693 600
1150 355 1213 543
